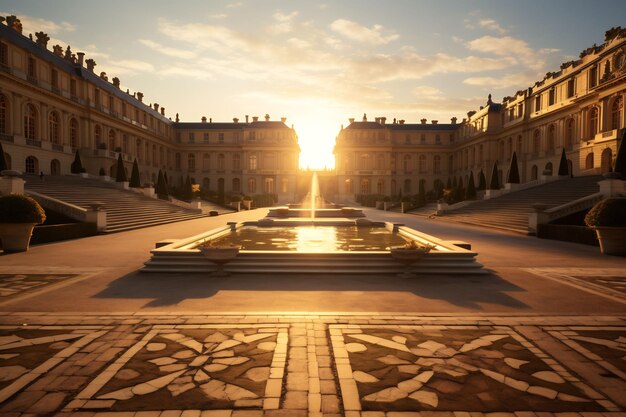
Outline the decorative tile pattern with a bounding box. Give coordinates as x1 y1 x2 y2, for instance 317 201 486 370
72 324 288 412
0 274 78 299
330 325 614 413
0 326 107 403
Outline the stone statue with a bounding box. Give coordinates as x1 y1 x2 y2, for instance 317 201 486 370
86 59 96 71
100 72 108 81
64 45 72 60
176 113 180 122
53 45 63 56
487 94 493 104
362 113 367 121
35 31 50 48
112 77 120 88
6 16 22 33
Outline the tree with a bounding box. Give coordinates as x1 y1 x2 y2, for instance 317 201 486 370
478 169 487 191
155 169 168 199
557 148 569 176
489 161 500 190
70 150 84 174
613 129 626 178
0 142 8 172
115 154 127 182
466 171 477 200
129 159 141 188
507 151 520 183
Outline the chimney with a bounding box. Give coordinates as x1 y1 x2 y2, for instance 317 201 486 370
374 117 380 124
399 119 405 124
451 117 457 124
201 116 207 123
233 117 239 123
281 117 287 123
137 92 143 102
420 118 427 124
77 52 84 66
210 118 212 123
381 117 386 124
161 107 165 116
253 116 259 122
86 59 96 71
348 118 355 124
153 103 159 111
362 113 367 122
431 120 438 124
265 114 270 121
245 115 249 123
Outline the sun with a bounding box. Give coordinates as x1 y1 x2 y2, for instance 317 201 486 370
294 116 339 170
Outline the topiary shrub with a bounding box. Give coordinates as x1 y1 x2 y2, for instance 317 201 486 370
115 154 127 182
0 194 46 224
129 159 141 188
585 198 626 227
71 150 84 174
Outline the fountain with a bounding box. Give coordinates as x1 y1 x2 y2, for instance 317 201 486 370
142 173 486 275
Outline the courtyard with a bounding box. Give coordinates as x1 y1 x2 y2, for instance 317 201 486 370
0 208 624 417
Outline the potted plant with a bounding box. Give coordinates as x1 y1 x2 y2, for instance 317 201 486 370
0 194 46 252
584 198 626 256
197 241 241 276
390 240 435 277
242 195 252 210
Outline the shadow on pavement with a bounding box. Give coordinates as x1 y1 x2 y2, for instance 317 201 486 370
93 269 529 310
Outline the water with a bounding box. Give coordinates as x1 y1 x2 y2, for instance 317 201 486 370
310 172 319 219
201 225 409 252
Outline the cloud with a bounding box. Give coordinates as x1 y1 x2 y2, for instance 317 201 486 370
414 86 444 98
210 13 228 19
479 18 506 34
463 73 536 90
269 11 299 35
226 2 242 8
330 19 398 45
139 39 197 59
466 35 556 70
100 59 155 76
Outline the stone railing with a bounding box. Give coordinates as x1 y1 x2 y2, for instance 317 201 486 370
169 196 203 212
528 192 604 235
26 190 107 231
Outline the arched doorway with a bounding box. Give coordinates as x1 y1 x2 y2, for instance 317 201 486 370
585 153 594 170
544 162 553 176
25 156 39 174
50 159 60 175
601 148 613 174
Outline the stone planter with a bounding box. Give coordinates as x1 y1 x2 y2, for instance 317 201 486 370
198 245 240 276
0 223 37 252
242 200 252 210
390 247 430 278
593 227 626 256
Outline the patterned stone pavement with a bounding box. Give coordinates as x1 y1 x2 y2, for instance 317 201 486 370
0 312 624 417
0 274 79 300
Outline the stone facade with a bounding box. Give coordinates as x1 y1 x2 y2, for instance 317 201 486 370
0 16 299 202
334 28 626 201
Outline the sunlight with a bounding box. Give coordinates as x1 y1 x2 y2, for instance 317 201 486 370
294 115 339 170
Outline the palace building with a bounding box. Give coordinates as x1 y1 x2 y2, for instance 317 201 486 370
0 16 300 202
334 27 625 201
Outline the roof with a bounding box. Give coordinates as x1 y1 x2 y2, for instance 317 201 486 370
389 123 460 131
173 121 291 130
344 121 386 130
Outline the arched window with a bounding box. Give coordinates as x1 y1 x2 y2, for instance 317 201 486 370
544 162 553 175
601 148 612 174
547 124 555 153
403 179 411 194
345 179 353 194
403 154 411 173
433 155 441 174
611 96 623 130
187 154 195 171
25 155 38 174
69 118 78 148
360 179 370 195
202 153 210 171
533 130 540 155
248 178 256 193
24 104 37 140
233 154 241 170
565 119 574 149
48 111 60 144
249 155 257 170
589 107 599 137
232 178 241 192
108 130 116 151
94 125 102 148
281 178 288 193
264 178 274 193
585 153 594 170
377 179 384 194
50 159 60 175
218 153 225 170
419 155 426 174
0 94 7 134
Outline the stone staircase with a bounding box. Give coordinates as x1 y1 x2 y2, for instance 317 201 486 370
25 175 208 233
436 175 602 234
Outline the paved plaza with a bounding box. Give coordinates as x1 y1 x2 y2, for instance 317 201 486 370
0 208 625 416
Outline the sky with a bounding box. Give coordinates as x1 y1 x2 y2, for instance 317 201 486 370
1 0 624 168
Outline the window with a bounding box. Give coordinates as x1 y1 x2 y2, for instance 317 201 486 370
188 132 195 143
69 118 78 148
547 125 556 152
51 69 58 89
345 179 353 194
203 133 209 143
567 78 575 98
218 133 224 144
264 178 274 193
589 107 599 137
232 178 241 192
433 155 441 173
70 79 77 97
233 154 241 170
94 125 102 148
108 130 116 150
360 153 371 170
403 155 411 173
509 107 515 121
217 153 225 170
418 155 427 173
27 56 36 79
248 178 256 193
249 155 257 170
95 89 100 106
109 95 114 112
249 131 256 142
548 88 555 106
589 65 598 88
377 179 384 194
611 97 623 130
188 154 195 171
420 134 426 144
565 119 575 148
535 95 541 112
25 156 38 174
24 104 37 139
281 178 288 193
202 153 210 171
0 94 6 134
517 103 523 117
0 42 7 66
360 179 370 195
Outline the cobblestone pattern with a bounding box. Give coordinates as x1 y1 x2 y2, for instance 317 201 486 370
0 313 623 417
